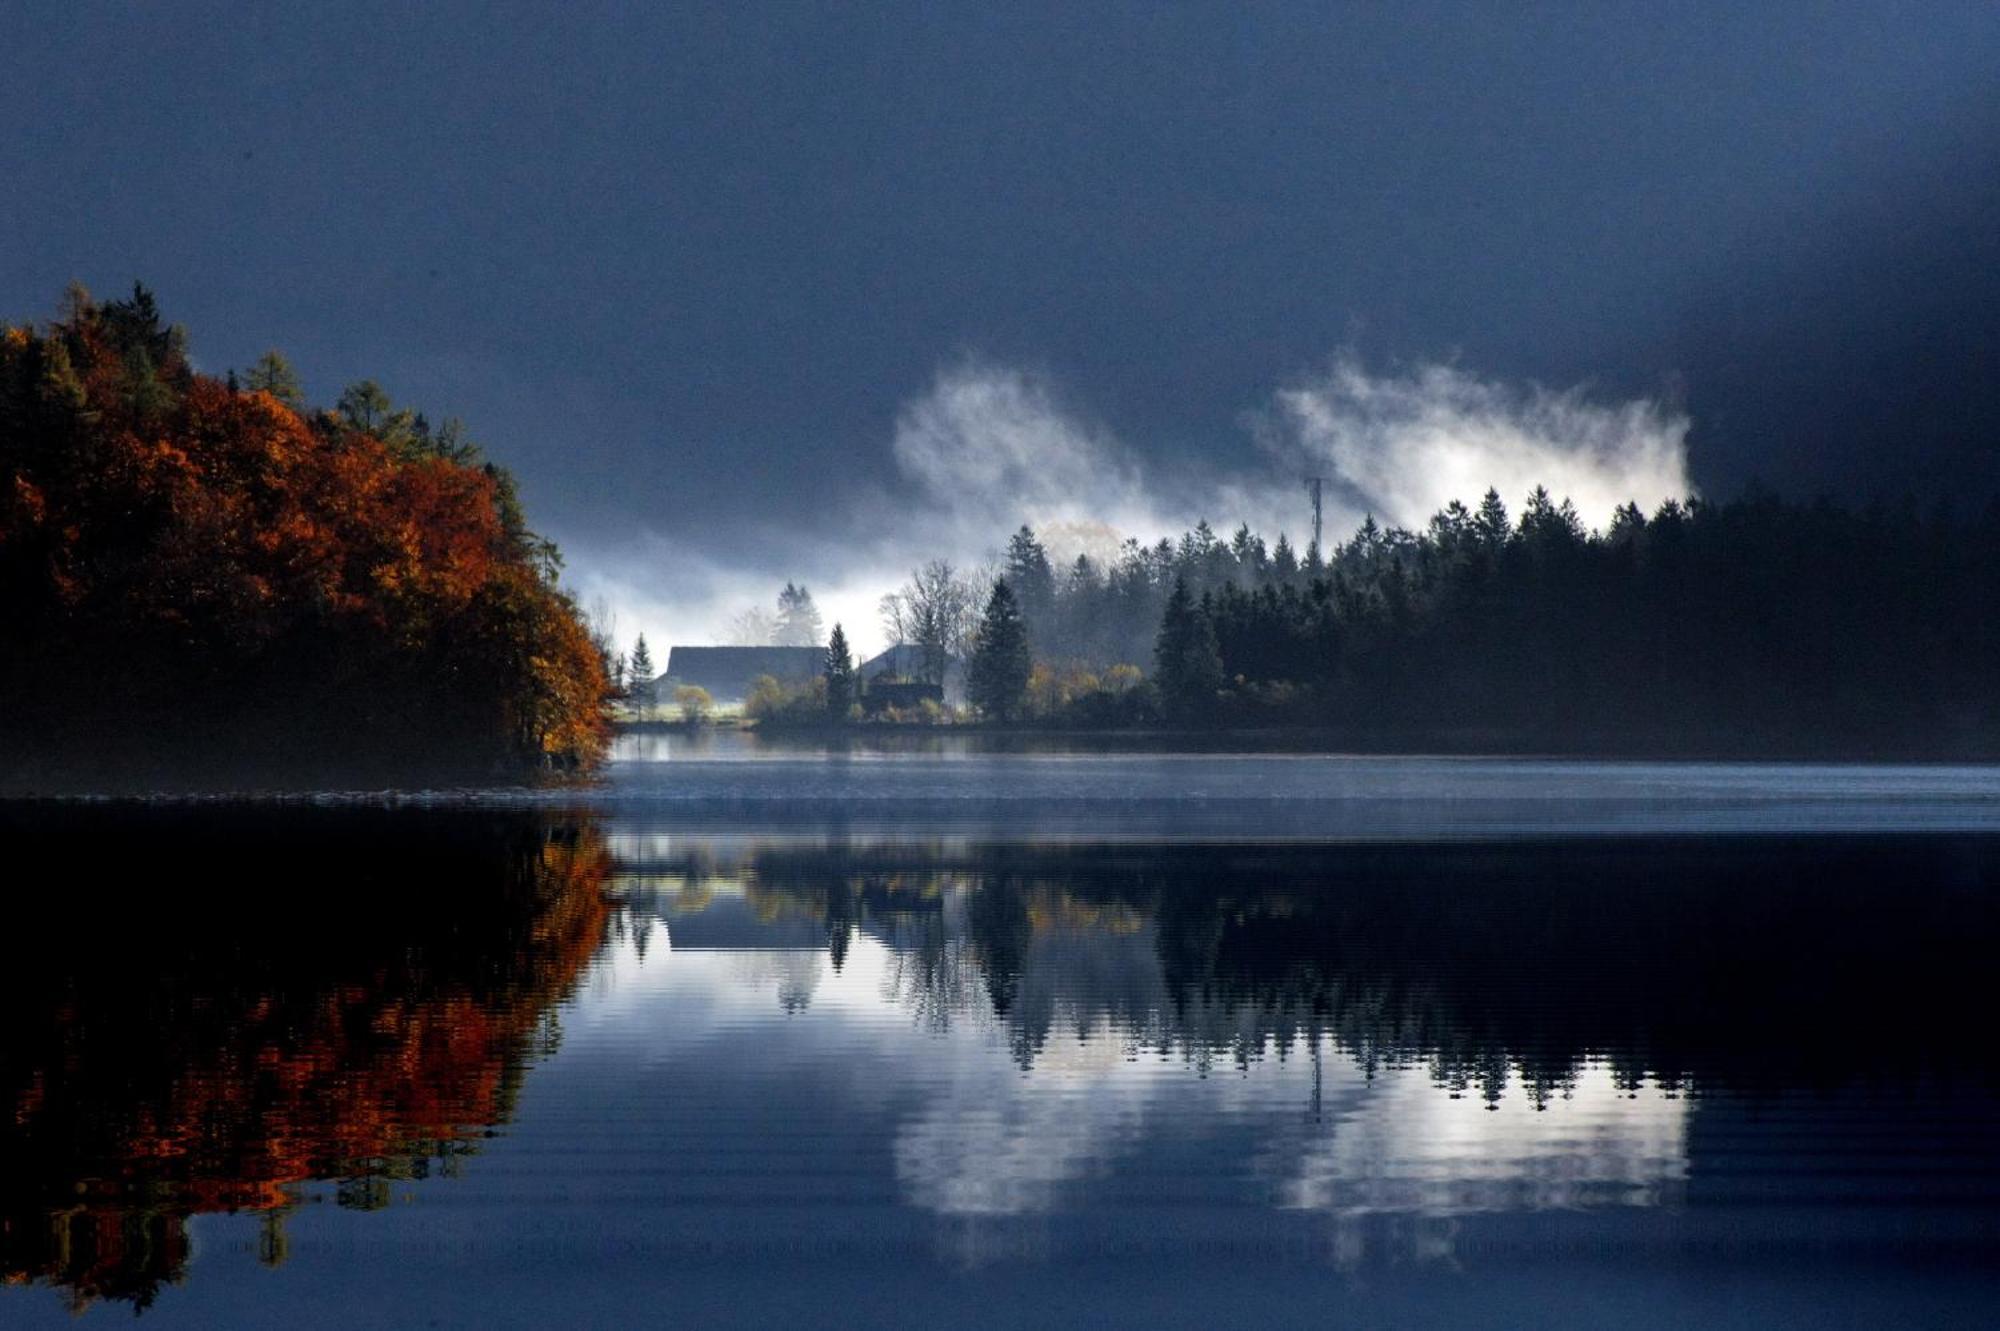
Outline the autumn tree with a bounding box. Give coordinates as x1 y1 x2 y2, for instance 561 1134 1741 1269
0 285 610 782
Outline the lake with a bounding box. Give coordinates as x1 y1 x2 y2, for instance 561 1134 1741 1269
5 743 1999 1327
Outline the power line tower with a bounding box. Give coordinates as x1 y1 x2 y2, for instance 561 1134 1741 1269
1303 475 1328 553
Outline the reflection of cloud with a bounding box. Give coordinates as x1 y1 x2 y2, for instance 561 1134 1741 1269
884 916 1690 1226
726 950 825 1013
1262 1057 1688 1217
893 1038 1155 1217
894 1030 1689 1224
583 874 1692 1258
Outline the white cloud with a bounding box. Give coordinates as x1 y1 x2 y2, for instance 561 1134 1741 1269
564 356 1694 661
1263 355 1693 533
886 361 1162 540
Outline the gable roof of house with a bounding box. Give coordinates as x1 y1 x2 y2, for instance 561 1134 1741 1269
660 645 824 699
860 643 958 678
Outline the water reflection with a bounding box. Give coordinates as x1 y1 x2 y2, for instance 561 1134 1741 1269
611 836 1998 1237
5 811 1998 1317
612 836 1999 1088
0 809 612 1312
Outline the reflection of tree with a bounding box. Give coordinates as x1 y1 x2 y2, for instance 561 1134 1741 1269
0 808 613 1313
649 838 2000 1094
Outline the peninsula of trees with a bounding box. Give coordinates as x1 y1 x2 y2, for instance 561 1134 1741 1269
0 285 610 788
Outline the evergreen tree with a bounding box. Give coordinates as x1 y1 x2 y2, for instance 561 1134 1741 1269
1067 553 1096 594
1474 488 1511 549
1272 533 1299 580
776 582 824 646
1004 525 1056 619
628 635 656 708
968 579 1032 722
824 623 857 716
1153 575 1224 718
242 350 305 408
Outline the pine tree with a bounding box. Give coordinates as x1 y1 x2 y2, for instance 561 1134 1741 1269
1475 488 1511 550
824 623 857 716
1272 533 1299 580
242 350 305 407
628 635 656 708
776 582 824 646
1153 575 1223 718
968 579 1032 722
1004 525 1056 620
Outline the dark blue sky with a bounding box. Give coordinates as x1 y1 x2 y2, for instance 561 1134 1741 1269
5 2 1997 582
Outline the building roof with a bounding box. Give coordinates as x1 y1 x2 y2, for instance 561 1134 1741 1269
660 645 824 700
861 643 956 678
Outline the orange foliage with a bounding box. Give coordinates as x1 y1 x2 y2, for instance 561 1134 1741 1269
0 287 609 779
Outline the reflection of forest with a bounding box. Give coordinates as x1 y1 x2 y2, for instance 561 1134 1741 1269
0 809 612 1312
11 820 1996 1307
619 837 2000 1093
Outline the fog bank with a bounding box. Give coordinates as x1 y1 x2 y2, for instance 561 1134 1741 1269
565 357 1693 660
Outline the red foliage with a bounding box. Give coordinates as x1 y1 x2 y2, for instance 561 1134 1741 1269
0 289 609 779
0 818 615 1310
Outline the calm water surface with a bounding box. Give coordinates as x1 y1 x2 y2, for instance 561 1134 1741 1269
5 746 1999 1326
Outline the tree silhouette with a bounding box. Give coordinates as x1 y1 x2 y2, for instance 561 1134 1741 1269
968 579 1032 722
775 582 823 646
824 623 857 716
627 636 656 709
1153 576 1224 718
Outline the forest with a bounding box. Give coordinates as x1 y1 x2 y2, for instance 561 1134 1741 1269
855 486 2000 754
0 285 610 786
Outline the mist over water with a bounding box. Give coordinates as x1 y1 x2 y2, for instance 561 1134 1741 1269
567 357 1694 656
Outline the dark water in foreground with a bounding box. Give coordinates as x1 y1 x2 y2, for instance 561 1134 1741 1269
5 750 1999 1327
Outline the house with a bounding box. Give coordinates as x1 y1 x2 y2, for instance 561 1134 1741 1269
861 679 943 715
860 639 960 683
859 643 929 680
860 643 963 706
658 645 824 705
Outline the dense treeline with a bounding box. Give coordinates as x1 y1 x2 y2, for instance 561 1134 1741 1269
0 285 609 785
981 488 2000 752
